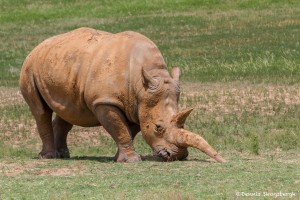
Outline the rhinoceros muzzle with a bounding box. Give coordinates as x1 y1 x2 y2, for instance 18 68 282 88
153 147 188 161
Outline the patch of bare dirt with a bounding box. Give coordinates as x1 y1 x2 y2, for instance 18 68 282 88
0 160 49 176
67 126 110 148
0 160 89 177
37 167 83 176
271 149 300 164
0 117 38 149
0 87 25 107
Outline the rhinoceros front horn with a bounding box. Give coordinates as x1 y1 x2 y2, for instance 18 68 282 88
171 108 193 128
176 129 226 163
172 109 226 163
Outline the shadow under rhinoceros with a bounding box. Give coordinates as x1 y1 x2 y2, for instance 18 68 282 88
64 155 214 163
67 155 162 162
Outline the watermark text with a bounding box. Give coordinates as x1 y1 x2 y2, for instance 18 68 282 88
235 191 297 198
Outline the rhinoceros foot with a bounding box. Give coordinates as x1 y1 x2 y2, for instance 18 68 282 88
56 148 70 159
38 151 58 159
114 149 141 163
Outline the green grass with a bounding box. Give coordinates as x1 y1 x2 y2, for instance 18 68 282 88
0 151 299 200
1 0 300 86
1 84 300 199
1 0 300 199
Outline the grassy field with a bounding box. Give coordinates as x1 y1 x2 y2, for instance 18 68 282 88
1 0 300 199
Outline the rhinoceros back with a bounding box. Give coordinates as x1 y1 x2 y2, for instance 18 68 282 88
20 28 163 126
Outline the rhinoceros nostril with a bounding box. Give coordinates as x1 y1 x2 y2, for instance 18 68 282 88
159 150 167 157
166 150 171 157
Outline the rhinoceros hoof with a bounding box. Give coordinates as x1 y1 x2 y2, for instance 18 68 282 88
56 148 70 159
115 151 142 163
38 151 57 159
126 154 142 163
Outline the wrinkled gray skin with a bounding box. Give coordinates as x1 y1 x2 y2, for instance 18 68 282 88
19 28 225 163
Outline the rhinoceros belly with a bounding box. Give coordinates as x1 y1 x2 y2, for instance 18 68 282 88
35 71 100 127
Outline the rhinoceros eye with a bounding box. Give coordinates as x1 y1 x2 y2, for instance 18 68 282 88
155 121 165 136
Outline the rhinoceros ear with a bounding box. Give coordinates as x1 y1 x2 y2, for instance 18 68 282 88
171 108 193 128
171 66 181 81
142 68 160 90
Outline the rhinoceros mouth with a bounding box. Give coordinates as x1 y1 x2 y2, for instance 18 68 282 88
154 148 172 159
153 148 172 161
153 148 188 161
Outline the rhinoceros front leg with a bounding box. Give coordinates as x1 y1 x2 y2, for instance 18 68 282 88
95 105 141 163
52 115 73 158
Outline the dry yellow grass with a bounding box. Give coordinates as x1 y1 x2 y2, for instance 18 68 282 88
1 82 300 156
181 82 300 116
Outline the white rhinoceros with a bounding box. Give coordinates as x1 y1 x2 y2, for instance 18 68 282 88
20 28 225 163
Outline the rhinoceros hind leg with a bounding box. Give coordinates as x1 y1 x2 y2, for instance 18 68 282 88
20 73 57 159
52 115 73 158
20 81 57 159
95 105 141 163
34 108 57 159
32 108 57 159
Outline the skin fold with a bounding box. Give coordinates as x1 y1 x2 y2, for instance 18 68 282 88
19 28 225 163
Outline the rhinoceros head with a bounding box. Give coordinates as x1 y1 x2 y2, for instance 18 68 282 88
138 66 226 162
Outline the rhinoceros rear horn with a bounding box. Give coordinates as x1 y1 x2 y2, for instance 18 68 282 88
171 66 181 81
176 129 226 163
171 108 193 128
